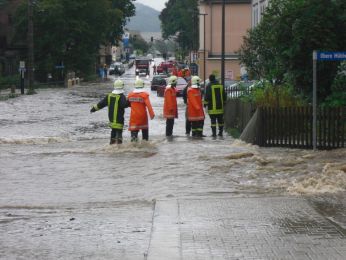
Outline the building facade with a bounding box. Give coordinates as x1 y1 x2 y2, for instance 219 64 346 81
198 0 251 81
251 0 269 27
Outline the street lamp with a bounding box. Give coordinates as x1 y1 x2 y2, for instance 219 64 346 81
199 13 207 83
221 0 225 87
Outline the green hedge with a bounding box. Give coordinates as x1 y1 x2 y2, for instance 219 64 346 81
0 75 20 90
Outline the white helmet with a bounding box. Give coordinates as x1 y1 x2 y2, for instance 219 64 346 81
135 78 144 88
191 76 201 88
112 79 124 94
169 75 178 85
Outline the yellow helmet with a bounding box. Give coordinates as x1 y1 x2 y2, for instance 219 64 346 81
169 75 178 85
113 79 125 94
135 78 144 88
113 79 124 89
191 76 201 86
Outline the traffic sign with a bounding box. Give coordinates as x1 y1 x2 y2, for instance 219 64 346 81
315 51 346 61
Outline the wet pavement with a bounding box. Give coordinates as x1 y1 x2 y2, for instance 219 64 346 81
0 60 346 259
148 197 346 260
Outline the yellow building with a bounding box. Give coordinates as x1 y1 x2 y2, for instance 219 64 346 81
198 0 251 81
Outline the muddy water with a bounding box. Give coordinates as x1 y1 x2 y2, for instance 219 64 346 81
0 64 345 258
1 67 345 206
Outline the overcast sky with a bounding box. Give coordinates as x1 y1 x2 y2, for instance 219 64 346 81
136 0 167 11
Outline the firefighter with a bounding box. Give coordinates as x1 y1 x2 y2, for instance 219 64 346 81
128 78 155 142
163 76 178 137
187 76 205 137
204 74 227 137
90 79 128 144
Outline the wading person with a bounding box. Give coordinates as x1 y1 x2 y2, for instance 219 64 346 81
127 78 155 142
90 79 128 144
187 76 205 137
163 76 178 137
204 74 226 137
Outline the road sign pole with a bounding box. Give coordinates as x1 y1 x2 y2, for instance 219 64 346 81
21 70 25 94
312 51 317 150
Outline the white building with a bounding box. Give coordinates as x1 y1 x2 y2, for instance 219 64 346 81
252 0 269 27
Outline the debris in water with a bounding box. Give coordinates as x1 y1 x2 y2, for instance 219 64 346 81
225 152 254 160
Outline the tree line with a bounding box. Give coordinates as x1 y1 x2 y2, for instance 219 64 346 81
13 0 135 80
239 0 346 105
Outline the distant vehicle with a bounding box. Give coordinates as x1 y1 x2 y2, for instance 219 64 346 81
156 77 188 97
151 75 167 91
109 62 125 75
156 61 175 75
135 57 150 76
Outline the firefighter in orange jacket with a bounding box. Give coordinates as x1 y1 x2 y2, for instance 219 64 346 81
163 76 178 137
187 76 205 137
128 78 155 141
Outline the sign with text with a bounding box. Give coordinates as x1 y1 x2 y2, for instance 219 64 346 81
316 51 346 61
226 70 233 80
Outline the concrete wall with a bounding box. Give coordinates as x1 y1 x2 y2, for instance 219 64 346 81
224 98 256 131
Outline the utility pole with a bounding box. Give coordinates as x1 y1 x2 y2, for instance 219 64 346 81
27 0 35 94
199 13 207 83
221 0 225 87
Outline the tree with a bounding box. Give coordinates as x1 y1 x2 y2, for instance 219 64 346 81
13 0 135 79
239 0 346 101
129 34 149 54
159 0 199 59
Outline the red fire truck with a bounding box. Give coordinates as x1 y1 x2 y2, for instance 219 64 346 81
135 57 150 76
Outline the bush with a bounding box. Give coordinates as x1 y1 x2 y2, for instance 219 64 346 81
83 74 98 82
240 81 307 107
0 75 20 90
322 61 346 107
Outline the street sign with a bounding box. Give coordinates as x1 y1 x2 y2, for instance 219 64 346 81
312 50 346 150
315 51 346 61
123 32 130 48
19 61 25 69
226 70 233 80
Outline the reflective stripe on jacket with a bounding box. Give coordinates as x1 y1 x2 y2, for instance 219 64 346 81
204 83 226 115
93 93 128 129
187 87 205 121
128 91 155 131
163 86 178 119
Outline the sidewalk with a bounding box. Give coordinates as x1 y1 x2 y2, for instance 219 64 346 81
147 197 346 260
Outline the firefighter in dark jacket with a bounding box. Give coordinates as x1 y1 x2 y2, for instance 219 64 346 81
204 74 227 137
90 79 128 144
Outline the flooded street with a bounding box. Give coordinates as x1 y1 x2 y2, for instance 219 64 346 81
1 63 346 259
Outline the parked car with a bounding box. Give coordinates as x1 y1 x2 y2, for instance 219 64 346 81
156 77 188 97
109 62 125 75
151 75 167 91
156 61 175 75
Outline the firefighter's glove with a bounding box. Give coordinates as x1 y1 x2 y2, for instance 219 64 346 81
90 107 96 113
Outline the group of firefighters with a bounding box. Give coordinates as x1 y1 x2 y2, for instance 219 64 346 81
90 74 226 144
